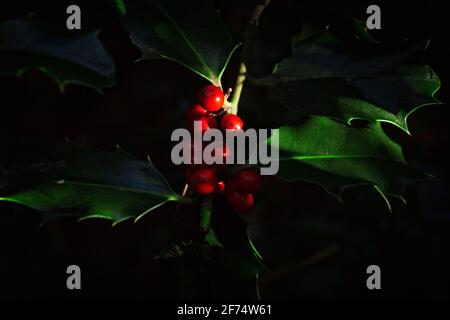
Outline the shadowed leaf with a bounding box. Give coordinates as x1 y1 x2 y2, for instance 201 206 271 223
0 19 116 92
258 31 440 133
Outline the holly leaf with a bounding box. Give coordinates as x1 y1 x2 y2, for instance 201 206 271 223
110 0 238 86
259 31 440 133
268 117 430 209
0 19 116 92
0 142 183 224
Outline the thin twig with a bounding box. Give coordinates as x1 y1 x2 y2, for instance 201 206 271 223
181 183 189 197
176 183 190 210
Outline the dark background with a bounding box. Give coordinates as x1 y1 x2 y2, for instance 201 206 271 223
0 0 449 299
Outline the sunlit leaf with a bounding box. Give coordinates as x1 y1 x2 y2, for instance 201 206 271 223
268 117 429 208
0 142 183 223
110 0 238 86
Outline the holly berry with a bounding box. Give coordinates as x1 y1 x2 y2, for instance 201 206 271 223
185 164 209 180
183 86 257 207
217 181 225 193
226 189 254 212
186 104 217 132
231 170 262 193
186 104 208 122
220 114 244 131
198 85 224 112
188 113 217 132
188 168 217 195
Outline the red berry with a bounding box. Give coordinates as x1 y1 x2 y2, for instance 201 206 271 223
217 181 225 193
220 114 244 131
189 168 217 195
230 170 262 193
198 85 224 112
210 143 231 167
186 104 217 132
179 141 203 169
226 189 254 212
189 114 217 132
185 165 209 180
186 104 208 122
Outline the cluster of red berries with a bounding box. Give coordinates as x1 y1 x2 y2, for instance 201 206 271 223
185 84 261 212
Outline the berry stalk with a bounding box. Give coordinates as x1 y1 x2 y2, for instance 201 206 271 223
229 62 246 115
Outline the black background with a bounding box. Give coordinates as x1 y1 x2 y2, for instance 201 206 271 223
0 0 449 300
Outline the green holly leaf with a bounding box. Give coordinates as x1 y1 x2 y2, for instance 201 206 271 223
110 0 238 87
0 142 184 224
259 31 440 133
268 117 430 209
0 19 116 92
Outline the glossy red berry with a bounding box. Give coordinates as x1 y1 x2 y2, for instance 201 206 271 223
198 85 224 112
217 181 225 193
220 114 244 131
189 114 217 132
230 170 262 193
189 168 217 195
186 104 208 122
187 104 217 132
185 163 209 180
226 189 254 212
